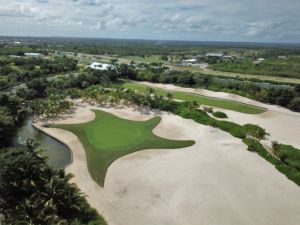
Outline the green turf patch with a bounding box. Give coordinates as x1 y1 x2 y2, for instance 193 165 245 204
52 110 195 186
117 82 266 114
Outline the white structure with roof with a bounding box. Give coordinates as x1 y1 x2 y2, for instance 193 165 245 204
88 62 115 71
182 58 198 66
206 53 224 57
25 53 44 58
278 56 288 59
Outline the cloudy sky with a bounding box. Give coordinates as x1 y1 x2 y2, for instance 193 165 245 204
0 0 300 42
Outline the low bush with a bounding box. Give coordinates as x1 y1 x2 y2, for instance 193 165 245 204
243 124 269 140
212 111 228 118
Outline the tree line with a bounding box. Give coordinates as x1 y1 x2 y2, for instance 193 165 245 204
117 63 300 112
0 56 78 89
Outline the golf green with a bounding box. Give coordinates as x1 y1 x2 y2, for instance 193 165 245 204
52 110 195 186
118 82 266 114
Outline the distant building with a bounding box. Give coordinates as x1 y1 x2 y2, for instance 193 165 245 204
257 58 265 62
206 53 224 58
222 55 234 61
25 53 44 58
182 58 198 66
278 56 288 60
223 55 232 59
199 63 209 69
182 59 198 63
87 62 115 71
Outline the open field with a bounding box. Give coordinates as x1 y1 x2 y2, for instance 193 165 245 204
171 65 300 84
122 55 164 63
117 81 266 114
52 110 194 186
212 56 300 79
34 103 300 225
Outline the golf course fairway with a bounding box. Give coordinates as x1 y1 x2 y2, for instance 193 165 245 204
52 110 195 186
118 82 266 114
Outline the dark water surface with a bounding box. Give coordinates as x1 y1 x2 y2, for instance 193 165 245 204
13 117 72 169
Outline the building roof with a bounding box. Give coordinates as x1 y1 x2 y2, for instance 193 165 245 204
206 53 224 57
25 53 44 57
182 59 198 63
88 62 115 71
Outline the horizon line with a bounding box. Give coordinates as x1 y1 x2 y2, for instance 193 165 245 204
1 34 300 45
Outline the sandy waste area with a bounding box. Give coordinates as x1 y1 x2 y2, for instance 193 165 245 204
34 95 300 225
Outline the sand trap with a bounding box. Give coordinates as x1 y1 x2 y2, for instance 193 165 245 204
34 102 300 225
138 81 300 148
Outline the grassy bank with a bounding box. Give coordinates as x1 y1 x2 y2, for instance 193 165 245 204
243 139 300 186
117 82 266 114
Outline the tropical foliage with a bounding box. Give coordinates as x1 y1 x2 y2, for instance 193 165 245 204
0 140 106 225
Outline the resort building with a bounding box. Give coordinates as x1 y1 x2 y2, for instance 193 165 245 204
278 56 288 59
182 58 198 66
25 53 44 58
88 62 115 71
206 53 224 57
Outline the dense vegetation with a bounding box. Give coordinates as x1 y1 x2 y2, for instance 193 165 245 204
0 68 112 223
116 63 300 112
212 56 300 79
212 111 228 118
0 94 26 147
0 55 78 90
0 140 106 224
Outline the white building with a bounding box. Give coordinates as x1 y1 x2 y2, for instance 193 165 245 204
257 58 265 62
25 53 44 58
87 62 115 71
222 55 233 59
206 53 224 57
278 56 288 60
182 58 198 66
199 63 209 69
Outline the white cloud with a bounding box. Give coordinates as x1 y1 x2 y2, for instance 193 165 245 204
0 0 299 42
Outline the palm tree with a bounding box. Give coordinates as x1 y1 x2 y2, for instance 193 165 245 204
271 141 280 159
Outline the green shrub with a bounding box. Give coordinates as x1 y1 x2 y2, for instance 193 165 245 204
217 120 246 139
212 111 228 118
276 144 300 171
243 124 268 140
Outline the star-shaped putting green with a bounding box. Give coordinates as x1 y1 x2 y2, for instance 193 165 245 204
52 110 195 186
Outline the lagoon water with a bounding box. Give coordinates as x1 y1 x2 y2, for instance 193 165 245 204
13 117 71 169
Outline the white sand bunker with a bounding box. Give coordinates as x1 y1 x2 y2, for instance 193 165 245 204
35 104 300 225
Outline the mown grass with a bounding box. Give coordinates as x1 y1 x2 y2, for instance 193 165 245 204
117 82 266 114
52 110 194 186
122 55 163 63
